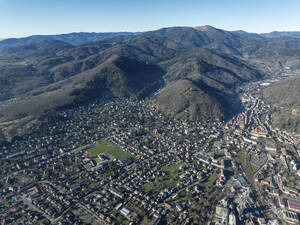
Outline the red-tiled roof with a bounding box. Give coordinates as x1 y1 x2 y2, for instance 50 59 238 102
287 199 300 211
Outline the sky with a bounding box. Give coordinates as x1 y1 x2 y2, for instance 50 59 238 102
0 0 300 38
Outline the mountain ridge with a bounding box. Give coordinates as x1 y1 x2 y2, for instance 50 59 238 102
0 32 137 51
260 31 300 39
1 25 300 125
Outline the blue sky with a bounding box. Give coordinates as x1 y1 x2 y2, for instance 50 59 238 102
0 0 300 38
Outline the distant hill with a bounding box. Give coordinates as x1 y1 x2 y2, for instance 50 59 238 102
261 31 300 39
154 47 261 120
0 32 136 51
153 79 230 121
2 25 300 123
262 77 300 133
0 40 74 58
232 30 265 41
0 56 165 121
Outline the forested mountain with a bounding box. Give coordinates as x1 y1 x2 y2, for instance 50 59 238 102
1 26 300 123
0 32 136 50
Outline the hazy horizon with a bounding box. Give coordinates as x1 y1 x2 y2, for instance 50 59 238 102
1 25 300 40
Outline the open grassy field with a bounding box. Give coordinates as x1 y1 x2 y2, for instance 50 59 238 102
0 117 24 127
0 59 26 66
142 163 182 194
87 142 132 159
162 163 183 175
33 218 48 225
170 190 194 203
237 150 255 184
142 176 179 194
199 174 218 192
142 182 155 193
251 163 259 173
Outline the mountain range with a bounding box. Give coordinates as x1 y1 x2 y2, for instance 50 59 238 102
0 32 136 50
1 26 300 126
260 31 300 39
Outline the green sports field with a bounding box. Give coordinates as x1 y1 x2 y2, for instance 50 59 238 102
87 142 132 159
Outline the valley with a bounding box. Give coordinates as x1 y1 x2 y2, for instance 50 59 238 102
0 68 300 224
0 26 300 224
